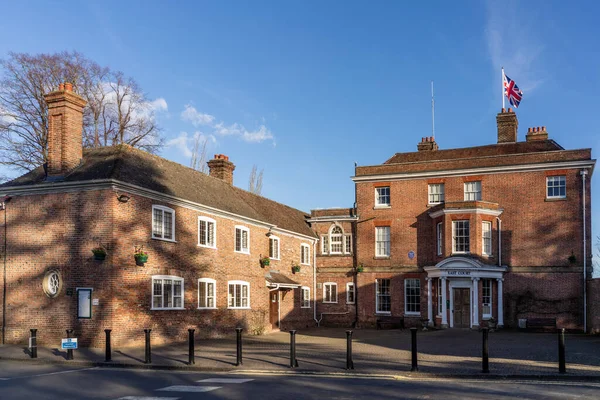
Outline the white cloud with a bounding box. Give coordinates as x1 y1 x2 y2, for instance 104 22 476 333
181 104 215 126
166 132 193 157
181 105 275 144
485 1 545 93
149 98 168 112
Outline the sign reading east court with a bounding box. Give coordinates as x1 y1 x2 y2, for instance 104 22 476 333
447 270 471 276
61 338 78 350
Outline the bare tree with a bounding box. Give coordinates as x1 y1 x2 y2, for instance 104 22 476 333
190 134 209 174
248 164 264 195
0 51 164 173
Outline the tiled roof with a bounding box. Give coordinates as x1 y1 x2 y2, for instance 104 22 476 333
1 145 315 238
265 271 301 287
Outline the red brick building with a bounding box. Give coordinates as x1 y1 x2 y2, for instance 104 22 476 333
0 85 596 349
0 85 317 346
315 108 595 331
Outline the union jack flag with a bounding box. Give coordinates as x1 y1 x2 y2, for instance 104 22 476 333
503 73 523 108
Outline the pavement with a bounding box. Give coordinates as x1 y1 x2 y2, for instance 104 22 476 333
1 328 599 379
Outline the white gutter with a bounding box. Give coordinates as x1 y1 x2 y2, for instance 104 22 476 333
496 217 502 267
581 169 588 333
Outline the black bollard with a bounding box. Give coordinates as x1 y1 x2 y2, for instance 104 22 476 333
235 327 243 366
144 329 152 364
558 328 566 374
346 330 354 370
104 329 112 362
188 329 195 365
29 329 37 359
482 327 489 373
66 329 74 360
410 327 418 372
289 330 299 368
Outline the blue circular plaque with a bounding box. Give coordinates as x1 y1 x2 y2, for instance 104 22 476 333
408 251 415 259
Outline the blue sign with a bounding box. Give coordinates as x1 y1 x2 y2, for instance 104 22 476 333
61 338 78 350
408 251 415 259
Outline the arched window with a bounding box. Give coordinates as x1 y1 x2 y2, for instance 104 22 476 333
321 224 352 255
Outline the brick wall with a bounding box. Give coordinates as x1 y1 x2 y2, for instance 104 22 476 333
0 188 316 347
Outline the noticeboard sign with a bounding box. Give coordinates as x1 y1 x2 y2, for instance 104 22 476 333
61 338 78 350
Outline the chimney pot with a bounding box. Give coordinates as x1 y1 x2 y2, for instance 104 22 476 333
542 126 546 131
64 82 73 92
502 107 506 113
508 107 513 113
58 83 64 91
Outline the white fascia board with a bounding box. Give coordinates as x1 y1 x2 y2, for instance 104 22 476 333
306 216 358 223
351 160 596 183
0 179 317 242
429 208 504 219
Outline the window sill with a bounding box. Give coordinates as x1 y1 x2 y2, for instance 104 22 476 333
234 250 250 255
428 202 444 207
301 263 311 266
228 307 251 310
198 244 216 249
197 307 217 310
482 316 493 320
269 257 280 261
404 312 421 317
373 205 391 210
151 307 185 311
152 237 177 243
323 301 338 304
374 256 391 260
347 302 356 305
451 252 470 255
545 197 567 202
375 312 391 316
301 306 311 309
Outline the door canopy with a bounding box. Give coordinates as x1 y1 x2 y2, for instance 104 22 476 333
424 256 506 279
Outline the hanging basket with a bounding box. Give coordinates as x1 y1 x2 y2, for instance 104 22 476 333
134 254 148 266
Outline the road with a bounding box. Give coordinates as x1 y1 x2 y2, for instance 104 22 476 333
0 361 598 399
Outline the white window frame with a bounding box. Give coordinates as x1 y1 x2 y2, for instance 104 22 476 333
546 176 566 199
404 278 421 315
428 183 445 205
437 279 443 316
323 282 338 303
482 221 492 256
227 280 250 309
375 226 391 257
376 279 391 314
269 235 280 260
198 278 217 309
482 279 492 319
151 275 184 310
152 205 176 242
301 286 311 308
375 186 391 207
77 287 93 319
198 216 216 249
346 282 355 304
464 181 482 201
301 244 310 265
452 220 470 254
345 234 352 254
436 222 443 256
329 225 344 254
321 235 329 255
234 225 250 254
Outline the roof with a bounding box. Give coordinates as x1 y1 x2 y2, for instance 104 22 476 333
384 140 564 164
1 145 315 238
265 271 301 287
355 140 593 177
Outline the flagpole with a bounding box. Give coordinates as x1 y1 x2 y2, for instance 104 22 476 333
501 67 505 109
431 81 435 140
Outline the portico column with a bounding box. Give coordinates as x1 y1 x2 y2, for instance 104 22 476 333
426 278 433 325
472 277 480 327
441 277 448 328
497 278 504 327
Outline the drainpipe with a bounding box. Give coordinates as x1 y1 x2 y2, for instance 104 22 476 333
495 217 502 267
1 196 12 345
313 237 319 326
352 161 359 328
581 169 588 333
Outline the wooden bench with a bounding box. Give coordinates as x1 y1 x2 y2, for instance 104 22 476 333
376 316 404 330
526 317 557 331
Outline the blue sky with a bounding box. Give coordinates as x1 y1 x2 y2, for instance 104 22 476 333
1 1 599 268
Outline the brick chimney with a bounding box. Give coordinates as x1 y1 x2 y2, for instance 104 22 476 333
44 82 87 176
526 126 549 141
496 107 518 143
207 154 235 185
417 136 439 152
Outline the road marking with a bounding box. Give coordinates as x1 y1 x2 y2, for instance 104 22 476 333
118 397 180 400
156 386 221 393
1 367 98 381
197 378 254 384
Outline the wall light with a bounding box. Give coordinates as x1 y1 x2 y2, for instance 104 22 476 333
117 194 131 203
